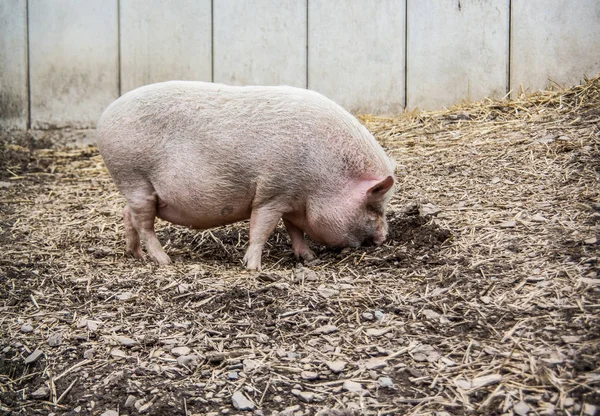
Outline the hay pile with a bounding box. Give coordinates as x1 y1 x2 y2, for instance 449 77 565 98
1 75 599 415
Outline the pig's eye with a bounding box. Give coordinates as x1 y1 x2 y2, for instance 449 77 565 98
366 205 383 220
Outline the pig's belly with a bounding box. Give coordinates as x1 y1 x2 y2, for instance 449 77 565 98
154 190 253 230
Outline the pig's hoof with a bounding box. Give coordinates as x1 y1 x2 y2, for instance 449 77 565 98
243 245 263 271
151 252 172 265
127 248 144 260
243 253 262 271
295 247 316 262
300 249 316 262
244 258 262 271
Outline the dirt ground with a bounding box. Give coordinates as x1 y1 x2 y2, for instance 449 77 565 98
1 77 599 416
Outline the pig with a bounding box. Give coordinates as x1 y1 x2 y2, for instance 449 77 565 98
97 81 396 270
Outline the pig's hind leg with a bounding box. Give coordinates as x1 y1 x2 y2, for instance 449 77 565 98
124 190 171 265
123 205 143 259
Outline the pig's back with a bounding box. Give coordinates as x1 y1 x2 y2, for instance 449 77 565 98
97 81 393 189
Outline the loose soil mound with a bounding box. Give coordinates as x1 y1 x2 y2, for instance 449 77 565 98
1 76 599 415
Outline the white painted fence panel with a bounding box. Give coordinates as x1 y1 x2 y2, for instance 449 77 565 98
407 0 510 109
308 0 405 114
213 0 307 87
511 0 600 94
28 0 118 128
120 0 212 94
0 0 28 129
2 0 600 129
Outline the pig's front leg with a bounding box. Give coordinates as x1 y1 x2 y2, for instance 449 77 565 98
243 204 285 270
283 218 316 261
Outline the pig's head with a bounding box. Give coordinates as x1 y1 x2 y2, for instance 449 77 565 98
305 175 395 248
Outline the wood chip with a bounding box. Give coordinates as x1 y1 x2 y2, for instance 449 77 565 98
471 374 502 388
231 391 254 410
343 381 363 392
47 332 62 347
171 346 191 357
110 349 128 359
513 401 530 416
313 325 338 335
116 336 136 346
498 220 517 228
365 327 392 337
301 371 319 380
365 357 388 370
326 360 346 373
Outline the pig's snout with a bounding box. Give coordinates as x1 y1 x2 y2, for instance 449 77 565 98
358 231 387 248
368 233 386 247
348 217 389 248
360 238 375 247
371 221 388 246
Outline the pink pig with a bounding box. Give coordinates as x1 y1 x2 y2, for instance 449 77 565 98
97 81 395 270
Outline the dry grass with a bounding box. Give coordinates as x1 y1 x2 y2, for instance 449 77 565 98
1 75 599 416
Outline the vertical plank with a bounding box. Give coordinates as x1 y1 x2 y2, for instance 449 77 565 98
214 0 306 87
29 0 118 129
0 0 28 130
511 0 600 94
407 0 509 109
120 0 212 94
309 0 405 114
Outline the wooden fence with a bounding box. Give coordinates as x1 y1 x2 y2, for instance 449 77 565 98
1 0 599 129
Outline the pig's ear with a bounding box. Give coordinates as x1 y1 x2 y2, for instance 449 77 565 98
367 175 395 199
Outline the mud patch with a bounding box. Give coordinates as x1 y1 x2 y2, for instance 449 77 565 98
387 211 452 249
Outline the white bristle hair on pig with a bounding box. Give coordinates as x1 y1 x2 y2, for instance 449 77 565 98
97 81 396 270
